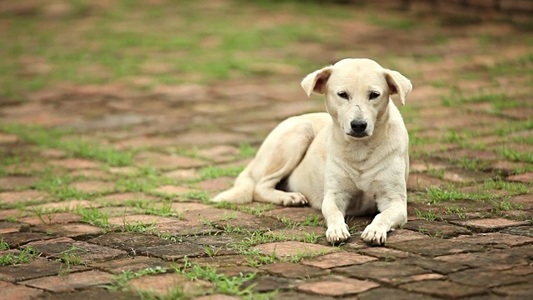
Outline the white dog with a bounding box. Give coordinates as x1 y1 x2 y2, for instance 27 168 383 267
213 58 412 245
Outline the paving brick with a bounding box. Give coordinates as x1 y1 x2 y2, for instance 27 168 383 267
297 275 379 297
70 180 115 194
500 225 533 237
402 220 471 238
0 133 19 143
451 218 530 232
334 261 429 282
273 291 335 300
198 145 240 162
70 169 111 180
0 221 23 234
154 185 196 195
21 270 113 292
108 166 138 175
0 190 49 205
196 294 241 300
507 172 533 183
127 273 211 297
89 256 172 274
402 256 469 274
26 237 127 263
357 247 413 260
0 176 37 190
97 192 158 204
385 229 431 243
263 227 323 241
382 273 445 285
0 232 54 247
38 288 140 300
492 282 533 298
0 281 44 299
49 158 100 169
252 241 337 259
448 268 525 288
0 209 22 221
89 232 172 251
302 252 377 269
27 200 95 211
260 262 328 278
0 258 85 282
509 193 533 209
18 212 82 225
33 223 103 237
135 152 207 170
358 287 440 300
388 236 484 257
453 232 533 247
435 247 531 269
399 280 487 298
107 214 178 226
196 177 234 192
163 168 198 180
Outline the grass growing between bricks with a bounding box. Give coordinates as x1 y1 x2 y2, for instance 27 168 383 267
0 240 40 266
0 123 135 167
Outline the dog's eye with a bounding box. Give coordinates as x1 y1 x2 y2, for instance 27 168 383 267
337 91 349 100
369 91 380 100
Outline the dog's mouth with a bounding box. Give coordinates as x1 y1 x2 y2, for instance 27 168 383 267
347 131 370 139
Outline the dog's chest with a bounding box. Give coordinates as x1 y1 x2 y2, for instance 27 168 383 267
345 188 378 216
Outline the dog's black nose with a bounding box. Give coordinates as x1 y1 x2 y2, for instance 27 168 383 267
350 120 367 134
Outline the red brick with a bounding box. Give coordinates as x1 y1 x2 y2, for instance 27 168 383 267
253 241 336 259
135 152 206 170
128 273 211 297
302 252 377 269
154 185 196 195
18 212 82 225
297 276 379 296
507 172 533 183
0 133 18 143
0 281 43 299
400 280 486 298
70 180 115 193
0 176 37 190
0 191 49 205
453 232 533 247
21 270 113 292
49 158 100 169
260 262 327 278
452 218 529 232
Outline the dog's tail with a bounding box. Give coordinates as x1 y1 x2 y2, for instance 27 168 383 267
212 169 254 204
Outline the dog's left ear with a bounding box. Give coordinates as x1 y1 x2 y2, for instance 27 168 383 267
384 70 412 105
301 66 333 97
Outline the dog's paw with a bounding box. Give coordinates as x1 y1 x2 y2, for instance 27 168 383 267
326 223 351 244
361 224 388 246
281 192 308 207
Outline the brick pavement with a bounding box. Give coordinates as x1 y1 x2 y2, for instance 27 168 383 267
1 1 532 299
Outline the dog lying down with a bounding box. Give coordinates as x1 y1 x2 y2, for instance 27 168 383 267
213 58 412 246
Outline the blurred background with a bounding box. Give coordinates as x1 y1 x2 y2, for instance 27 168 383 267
0 0 531 154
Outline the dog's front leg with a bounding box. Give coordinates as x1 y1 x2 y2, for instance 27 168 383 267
361 197 407 246
322 190 351 244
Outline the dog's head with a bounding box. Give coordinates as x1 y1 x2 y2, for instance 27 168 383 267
301 58 412 139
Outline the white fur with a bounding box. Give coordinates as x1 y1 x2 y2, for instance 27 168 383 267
213 58 412 246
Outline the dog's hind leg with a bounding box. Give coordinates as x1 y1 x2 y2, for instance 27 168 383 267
249 117 316 206
213 116 317 206
212 165 255 204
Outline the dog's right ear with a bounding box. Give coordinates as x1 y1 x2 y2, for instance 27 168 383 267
301 66 333 97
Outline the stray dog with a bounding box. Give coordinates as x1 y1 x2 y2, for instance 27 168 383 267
213 58 412 245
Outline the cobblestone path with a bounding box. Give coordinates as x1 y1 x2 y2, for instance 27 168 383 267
0 1 532 299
